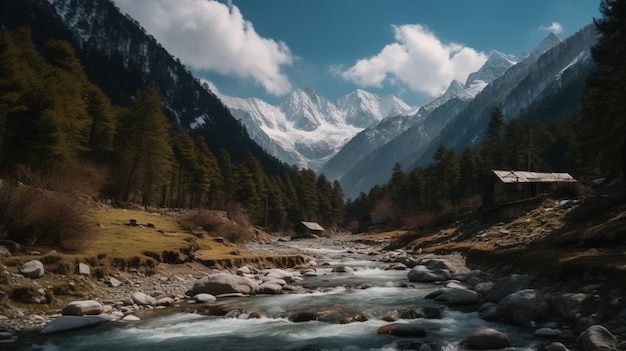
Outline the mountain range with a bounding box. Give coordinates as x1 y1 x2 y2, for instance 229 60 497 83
218 27 596 198
2 0 597 200
218 88 411 170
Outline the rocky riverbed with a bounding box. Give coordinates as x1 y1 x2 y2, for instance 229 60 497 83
1 232 626 351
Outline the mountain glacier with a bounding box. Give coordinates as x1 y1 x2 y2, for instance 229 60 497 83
217 88 412 170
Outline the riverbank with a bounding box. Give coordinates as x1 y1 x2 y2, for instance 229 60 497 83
1 191 626 349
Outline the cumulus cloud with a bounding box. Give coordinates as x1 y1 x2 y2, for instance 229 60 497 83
334 24 487 97
113 0 293 95
539 22 564 35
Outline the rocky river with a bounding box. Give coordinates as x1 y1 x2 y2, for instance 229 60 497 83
4 234 626 351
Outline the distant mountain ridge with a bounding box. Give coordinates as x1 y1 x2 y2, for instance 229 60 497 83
218 88 412 170
335 26 595 198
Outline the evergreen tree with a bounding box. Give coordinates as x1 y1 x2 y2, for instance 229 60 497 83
114 87 173 207
482 107 506 169
85 86 115 164
577 0 626 180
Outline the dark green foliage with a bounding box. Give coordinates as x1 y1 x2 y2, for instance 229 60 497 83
576 0 626 180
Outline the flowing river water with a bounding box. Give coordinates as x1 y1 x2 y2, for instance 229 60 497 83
18 239 539 351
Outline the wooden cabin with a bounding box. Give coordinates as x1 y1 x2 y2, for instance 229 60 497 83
483 170 576 209
294 221 325 238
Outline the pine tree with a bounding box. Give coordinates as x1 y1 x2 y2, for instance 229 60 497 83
577 0 626 180
482 107 505 169
114 87 173 206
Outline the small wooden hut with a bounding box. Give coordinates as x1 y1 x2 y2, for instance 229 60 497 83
483 170 576 209
294 221 325 238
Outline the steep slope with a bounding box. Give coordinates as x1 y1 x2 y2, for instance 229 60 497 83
0 0 286 170
336 51 519 199
413 25 595 167
221 88 412 170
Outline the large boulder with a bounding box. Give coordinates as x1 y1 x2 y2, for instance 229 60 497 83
485 274 530 302
20 260 44 278
261 269 294 283
40 315 111 334
408 265 451 283
422 258 456 272
258 282 282 295
496 289 549 326
131 292 156 306
61 300 103 316
461 328 511 350
192 273 259 295
552 293 597 321
578 325 617 351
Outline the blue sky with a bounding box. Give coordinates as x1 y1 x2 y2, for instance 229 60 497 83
112 0 600 106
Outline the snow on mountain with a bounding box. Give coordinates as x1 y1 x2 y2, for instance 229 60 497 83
465 51 518 88
327 49 516 197
217 88 413 171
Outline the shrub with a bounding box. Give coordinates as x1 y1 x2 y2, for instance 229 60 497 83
0 182 92 252
177 209 252 243
13 161 107 199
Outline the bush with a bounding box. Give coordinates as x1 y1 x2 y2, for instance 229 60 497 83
177 209 252 243
0 182 92 251
13 161 107 199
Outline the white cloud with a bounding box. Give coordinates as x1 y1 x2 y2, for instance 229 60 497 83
112 0 293 95
539 22 564 35
335 24 487 97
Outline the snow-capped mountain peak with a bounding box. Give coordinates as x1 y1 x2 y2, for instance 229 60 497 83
465 50 518 87
218 88 413 171
521 32 563 59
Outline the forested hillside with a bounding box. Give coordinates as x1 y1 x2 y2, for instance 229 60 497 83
0 27 344 238
346 0 626 226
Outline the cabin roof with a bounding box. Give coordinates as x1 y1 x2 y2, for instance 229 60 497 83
491 170 576 184
299 221 324 231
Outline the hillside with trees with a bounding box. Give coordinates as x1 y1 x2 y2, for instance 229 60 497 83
0 28 344 251
346 0 625 227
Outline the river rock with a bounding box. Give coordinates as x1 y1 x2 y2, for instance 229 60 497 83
486 274 530 302
376 323 426 337
192 272 259 295
61 300 103 316
258 282 282 294
105 277 122 287
122 314 140 321
496 289 549 326
408 265 451 283
40 315 111 334
289 311 319 322
422 258 456 272
262 269 294 282
478 302 501 321
534 327 560 337
131 292 156 306
156 297 174 306
552 292 597 321
332 266 354 273
577 325 617 351
192 293 216 303
435 288 480 306
460 328 511 350
20 260 44 278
